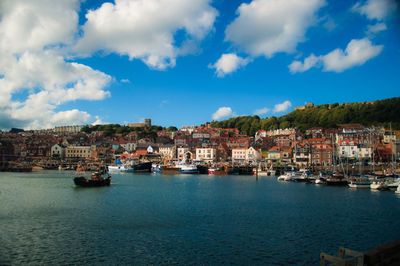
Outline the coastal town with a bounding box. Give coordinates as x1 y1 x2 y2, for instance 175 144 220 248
1 118 399 178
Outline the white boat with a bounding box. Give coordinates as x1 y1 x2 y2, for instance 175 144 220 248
395 186 400 194
151 163 162 173
370 181 388 190
107 164 133 173
348 177 371 189
315 178 326 184
386 178 400 189
278 172 294 181
179 164 199 174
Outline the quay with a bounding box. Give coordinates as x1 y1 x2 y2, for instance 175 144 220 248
321 240 400 266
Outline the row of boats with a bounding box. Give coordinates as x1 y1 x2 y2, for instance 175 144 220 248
276 170 400 192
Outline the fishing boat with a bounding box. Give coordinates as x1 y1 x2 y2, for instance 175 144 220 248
208 167 226 175
73 166 111 188
179 164 199 174
108 164 133 173
132 161 152 172
108 158 133 173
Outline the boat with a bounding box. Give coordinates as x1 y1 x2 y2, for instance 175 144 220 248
108 164 133 173
227 167 240 175
277 171 294 181
386 178 400 190
315 177 326 184
179 164 199 174
151 163 162 173
73 167 111 187
370 180 388 190
132 161 152 172
108 158 134 173
292 170 313 182
395 186 400 194
348 177 371 189
326 173 348 186
208 167 226 175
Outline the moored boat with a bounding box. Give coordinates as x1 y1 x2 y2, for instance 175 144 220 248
132 161 152 172
108 164 133 173
370 180 388 190
208 167 226 175
179 164 199 174
326 173 348 186
348 177 371 189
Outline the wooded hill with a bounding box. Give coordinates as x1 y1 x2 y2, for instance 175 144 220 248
209 97 400 136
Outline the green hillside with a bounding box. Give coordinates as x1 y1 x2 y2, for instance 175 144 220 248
209 97 400 135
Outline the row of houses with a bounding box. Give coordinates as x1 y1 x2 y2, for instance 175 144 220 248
2 123 400 167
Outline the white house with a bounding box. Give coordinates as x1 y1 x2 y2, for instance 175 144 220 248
232 148 247 162
51 144 66 159
246 147 261 162
159 145 176 159
338 145 359 159
195 147 216 162
177 146 192 161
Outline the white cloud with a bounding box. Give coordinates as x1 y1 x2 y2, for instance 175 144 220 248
210 53 250 77
289 54 320 73
212 107 234 120
92 115 106 125
273 101 292 113
253 107 270 116
289 38 383 73
120 78 131 84
366 22 387 35
225 0 325 58
76 0 217 70
321 38 383 72
352 0 397 20
0 0 111 130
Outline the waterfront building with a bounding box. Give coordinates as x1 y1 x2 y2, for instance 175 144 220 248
195 147 216 163
265 146 281 162
159 144 176 160
65 145 92 159
280 147 292 164
293 142 311 167
50 144 66 159
177 146 193 161
246 147 262 163
232 148 247 163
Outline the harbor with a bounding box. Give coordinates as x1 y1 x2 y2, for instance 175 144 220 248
1 170 400 265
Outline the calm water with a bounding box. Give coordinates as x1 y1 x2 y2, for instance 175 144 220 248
1 171 400 265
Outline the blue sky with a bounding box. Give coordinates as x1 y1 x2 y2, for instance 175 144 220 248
0 0 399 129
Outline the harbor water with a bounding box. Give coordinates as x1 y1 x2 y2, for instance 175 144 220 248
1 171 400 265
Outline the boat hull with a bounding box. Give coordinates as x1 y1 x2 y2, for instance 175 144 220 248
73 176 111 187
132 162 152 173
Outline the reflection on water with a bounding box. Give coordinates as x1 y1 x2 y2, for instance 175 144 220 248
1 171 400 265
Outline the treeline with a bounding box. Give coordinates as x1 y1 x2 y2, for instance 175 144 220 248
210 97 400 136
81 124 177 138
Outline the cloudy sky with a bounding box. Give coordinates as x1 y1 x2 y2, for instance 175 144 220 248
0 0 399 130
